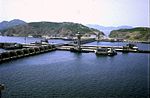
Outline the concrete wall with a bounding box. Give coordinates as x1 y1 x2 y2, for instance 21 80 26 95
0 45 56 63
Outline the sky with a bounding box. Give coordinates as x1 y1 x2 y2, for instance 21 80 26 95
0 0 149 27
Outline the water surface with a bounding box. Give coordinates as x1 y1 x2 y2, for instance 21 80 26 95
0 36 149 98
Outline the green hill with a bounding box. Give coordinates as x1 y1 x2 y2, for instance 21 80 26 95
109 27 150 41
0 22 104 37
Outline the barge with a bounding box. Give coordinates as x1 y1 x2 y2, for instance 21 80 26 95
95 47 117 56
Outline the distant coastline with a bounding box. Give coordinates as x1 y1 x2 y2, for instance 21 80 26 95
0 19 149 43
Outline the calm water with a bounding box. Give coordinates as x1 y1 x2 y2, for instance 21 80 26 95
0 36 149 98
0 36 70 44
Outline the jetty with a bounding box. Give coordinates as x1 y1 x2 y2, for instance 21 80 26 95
0 44 56 63
56 44 150 53
0 42 150 63
56 32 150 54
0 32 150 63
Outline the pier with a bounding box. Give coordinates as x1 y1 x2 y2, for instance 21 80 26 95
56 44 150 53
0 33 150 63
0 42 150 63
0 44 56 63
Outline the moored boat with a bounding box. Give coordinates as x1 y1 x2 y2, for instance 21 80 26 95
122 43 138 52
125 43 138 50
95 47 117 56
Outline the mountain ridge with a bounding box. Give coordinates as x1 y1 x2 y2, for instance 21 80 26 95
109 27 150 41
0 21 104 37
0 19 26 30
86 24 133 36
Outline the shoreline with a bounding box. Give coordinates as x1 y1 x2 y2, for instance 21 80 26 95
0 35 150 44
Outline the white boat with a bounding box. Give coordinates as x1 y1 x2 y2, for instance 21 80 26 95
125 43 138 50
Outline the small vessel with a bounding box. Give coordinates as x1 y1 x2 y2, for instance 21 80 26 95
125 43 138 50
122 43 138 52
95 47 117 56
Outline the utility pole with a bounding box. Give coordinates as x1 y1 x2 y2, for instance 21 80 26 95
0 84 4 98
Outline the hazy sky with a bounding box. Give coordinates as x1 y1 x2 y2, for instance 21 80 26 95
0 0 149 27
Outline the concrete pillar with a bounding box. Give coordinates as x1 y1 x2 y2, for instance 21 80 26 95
44 46 49 52
23 48 30 56
9 51 17 59
1 52 10 61
39 46 45 52
76 32 82 50
29 48 35 55
34 47 40 54
16 50 24 57
48 45 52 50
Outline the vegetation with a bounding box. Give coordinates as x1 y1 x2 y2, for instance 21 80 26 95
109 27 150 41
0 22 104 37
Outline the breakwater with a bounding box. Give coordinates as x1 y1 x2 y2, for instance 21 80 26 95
56 45 150 53
0 41 150 63
0 45 56 63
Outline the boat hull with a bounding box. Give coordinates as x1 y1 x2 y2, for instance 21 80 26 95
94 48 117 56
